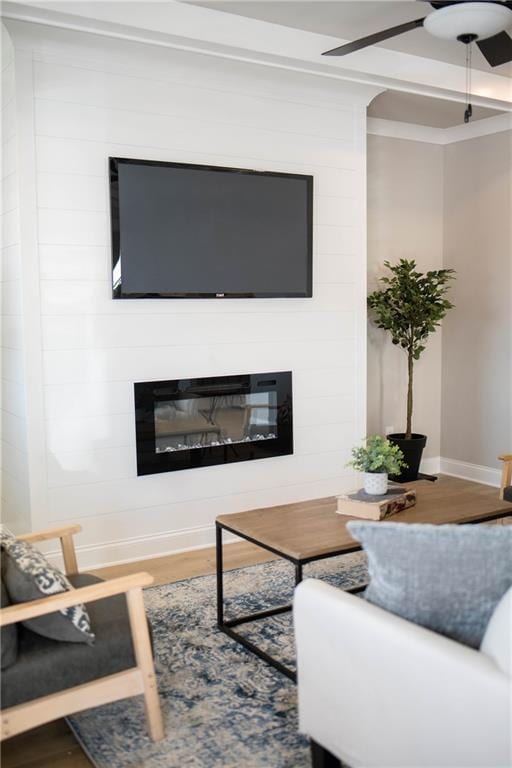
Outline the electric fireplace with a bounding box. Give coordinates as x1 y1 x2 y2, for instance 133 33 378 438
134 372 293 475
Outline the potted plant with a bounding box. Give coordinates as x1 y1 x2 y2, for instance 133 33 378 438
347 435 407 495
367 259 455 482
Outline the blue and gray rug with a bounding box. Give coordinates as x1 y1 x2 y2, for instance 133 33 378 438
68 552 367 768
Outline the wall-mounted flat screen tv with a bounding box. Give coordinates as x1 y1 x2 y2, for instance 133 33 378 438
110 157 313 299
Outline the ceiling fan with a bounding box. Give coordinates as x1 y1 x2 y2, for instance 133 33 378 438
322 1 512 67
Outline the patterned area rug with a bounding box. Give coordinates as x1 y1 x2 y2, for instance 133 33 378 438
68 552 368 768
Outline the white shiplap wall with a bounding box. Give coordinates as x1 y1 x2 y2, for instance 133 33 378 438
1 24 31 533
6 20 376 567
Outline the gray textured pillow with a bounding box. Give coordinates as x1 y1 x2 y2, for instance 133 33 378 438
347 521 512 648
1 530 94 645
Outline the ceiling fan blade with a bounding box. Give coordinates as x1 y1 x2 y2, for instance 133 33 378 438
477 30 512 66
322 17 425 57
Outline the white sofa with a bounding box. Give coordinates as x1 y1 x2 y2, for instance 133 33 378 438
294 579 511 768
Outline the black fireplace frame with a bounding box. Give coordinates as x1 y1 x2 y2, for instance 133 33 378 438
134 371 293 476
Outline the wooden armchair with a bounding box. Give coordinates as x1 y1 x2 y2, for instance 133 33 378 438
498 455 512 502
0 525 164 742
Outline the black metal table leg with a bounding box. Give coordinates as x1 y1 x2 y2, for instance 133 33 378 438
216 522 224 628
215 522 297 681
214 523 371 683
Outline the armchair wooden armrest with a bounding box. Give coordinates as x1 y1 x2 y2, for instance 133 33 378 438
0 572 154 627
0 570 163 742
498 454 512 501
17 524 82 576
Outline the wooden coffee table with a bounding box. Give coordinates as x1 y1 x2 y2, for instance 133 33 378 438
215 476 512 681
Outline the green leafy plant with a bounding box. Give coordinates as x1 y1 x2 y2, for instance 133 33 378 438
347 435 407 475
368 259 455 440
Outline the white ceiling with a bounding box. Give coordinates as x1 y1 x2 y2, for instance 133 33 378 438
184 1 512 77
369 89 504 126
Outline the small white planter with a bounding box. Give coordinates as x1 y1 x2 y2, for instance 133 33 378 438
363 472 388 495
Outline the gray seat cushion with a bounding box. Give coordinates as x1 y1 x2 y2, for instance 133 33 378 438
1 575 17 669
503 486 512 503
1 574 139 709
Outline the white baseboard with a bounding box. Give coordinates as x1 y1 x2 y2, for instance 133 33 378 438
439 457 501 487
46 523 238 571
419 455 501 487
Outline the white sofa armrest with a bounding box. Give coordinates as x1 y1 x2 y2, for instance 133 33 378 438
294 579 511 768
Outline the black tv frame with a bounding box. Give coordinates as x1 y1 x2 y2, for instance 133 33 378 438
109 157 313 299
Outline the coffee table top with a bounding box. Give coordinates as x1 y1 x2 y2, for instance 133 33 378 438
216 476 512 562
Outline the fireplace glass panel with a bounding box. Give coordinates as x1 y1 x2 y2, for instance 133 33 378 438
154 392 278 454
134 371 292 475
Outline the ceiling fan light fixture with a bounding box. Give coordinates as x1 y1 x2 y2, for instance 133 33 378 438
424 2 512 41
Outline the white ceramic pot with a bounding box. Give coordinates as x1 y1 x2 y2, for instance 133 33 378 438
363 472 388 495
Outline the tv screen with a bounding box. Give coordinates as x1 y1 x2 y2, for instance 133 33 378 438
110 158 312 299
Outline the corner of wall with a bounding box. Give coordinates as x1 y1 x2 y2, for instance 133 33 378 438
1 22 32 532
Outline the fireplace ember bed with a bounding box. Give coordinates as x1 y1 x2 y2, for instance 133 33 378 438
134 372 293 476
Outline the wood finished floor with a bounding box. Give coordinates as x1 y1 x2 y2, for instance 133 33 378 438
2 540 275 768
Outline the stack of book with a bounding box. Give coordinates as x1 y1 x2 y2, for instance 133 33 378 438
336 484 416 520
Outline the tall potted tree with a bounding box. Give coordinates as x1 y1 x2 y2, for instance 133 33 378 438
367 259 455 482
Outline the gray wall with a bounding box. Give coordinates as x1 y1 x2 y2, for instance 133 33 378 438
368 129 512 471
441 131 512 469
367 135 444 460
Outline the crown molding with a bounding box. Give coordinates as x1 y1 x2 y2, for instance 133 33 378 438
2 0 511 109
442 111 512 143
367 118 446 145
368 112 512 144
